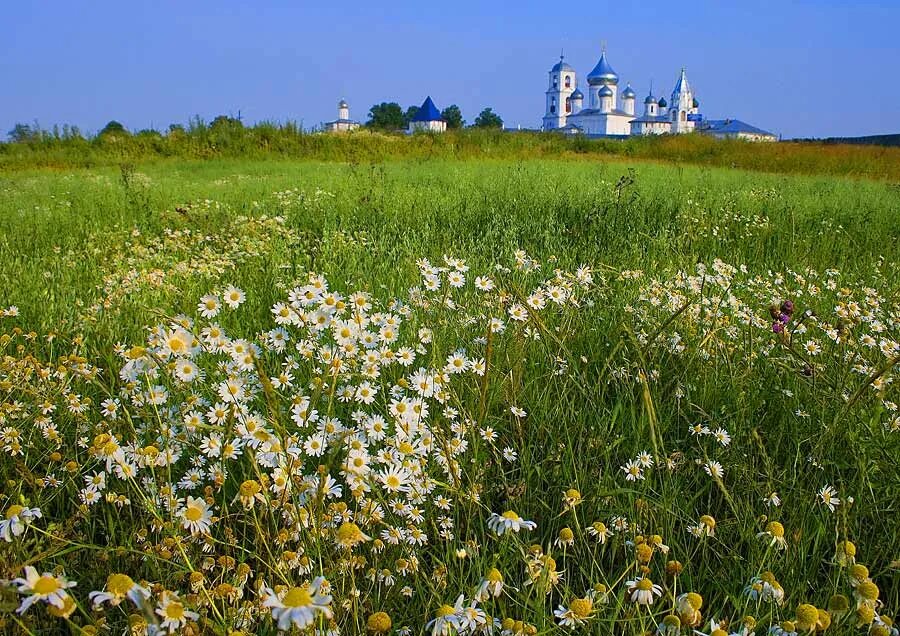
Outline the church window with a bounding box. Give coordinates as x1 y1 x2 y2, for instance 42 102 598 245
550 105 556 114
565 98 571 113
680 111 686 121
553 77 558 88
564 75 571 88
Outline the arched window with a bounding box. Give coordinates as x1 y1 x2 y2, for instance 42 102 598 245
551 105 556 114
565 97 571 113
564 75 571 88
681 111 686 121
553 77 558 88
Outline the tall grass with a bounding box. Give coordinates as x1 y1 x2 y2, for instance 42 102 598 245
3 127 900 181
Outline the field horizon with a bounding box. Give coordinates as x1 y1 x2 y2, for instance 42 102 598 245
4 127 900 183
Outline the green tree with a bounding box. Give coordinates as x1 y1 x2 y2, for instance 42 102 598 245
210 115 243 131
404 106 419 126
366 102 406 130
7 123 38 143
99 120 129 136
441 105 464 129
473 108 503 129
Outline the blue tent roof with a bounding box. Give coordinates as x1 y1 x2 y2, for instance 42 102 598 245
410 96 442 122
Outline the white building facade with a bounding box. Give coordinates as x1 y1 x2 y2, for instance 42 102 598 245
542 47 775 140
541 48 701 137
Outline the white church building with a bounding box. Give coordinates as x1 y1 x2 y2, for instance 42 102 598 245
541 47 772 139
325 99 360 132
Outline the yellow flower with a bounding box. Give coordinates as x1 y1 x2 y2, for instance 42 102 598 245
367 611 392 633
835 540 856 565
336 522 371 549
795 603 819 631
570 597 592 618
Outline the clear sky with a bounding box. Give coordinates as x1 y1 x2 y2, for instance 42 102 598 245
3 1 898 140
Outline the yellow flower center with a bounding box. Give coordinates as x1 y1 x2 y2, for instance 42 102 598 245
570 597 593 618
398 442 414 455
164 601 185 619
107 573 134 596
31 575 60 596
636 578 654 591
367 611 392 633
486 568 503 583
686 592 703 610
857 581 879 601
559 527 574 542
436 604 456 617
501 511 520 521
5 504 24 519
336 522 367 546
184 505 203 522
839 540 857 556
766 521 785 537
282 587 313 608
796 603 819 624
240 480 260 497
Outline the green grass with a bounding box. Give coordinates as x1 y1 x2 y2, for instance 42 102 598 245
0 157 898 634
5 127 900 181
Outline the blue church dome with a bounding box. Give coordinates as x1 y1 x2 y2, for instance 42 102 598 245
571 87 584 99
644 93 657 104
587 52 618 86
622 85 636 98
598 85 614 97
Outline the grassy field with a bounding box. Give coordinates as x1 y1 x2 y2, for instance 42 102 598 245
0 157 899 635
4 127 900 182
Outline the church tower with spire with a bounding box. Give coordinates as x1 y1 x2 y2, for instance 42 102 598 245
669 68 697 133
542 54 576 131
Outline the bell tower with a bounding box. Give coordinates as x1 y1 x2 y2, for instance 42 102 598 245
542 53 576 131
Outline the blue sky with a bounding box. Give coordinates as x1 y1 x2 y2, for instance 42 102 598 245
3 1 898 139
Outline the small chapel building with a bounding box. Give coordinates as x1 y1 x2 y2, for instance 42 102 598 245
408 96 446 133
325 99 360 132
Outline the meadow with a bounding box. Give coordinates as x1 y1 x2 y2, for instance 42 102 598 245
0 154 899 635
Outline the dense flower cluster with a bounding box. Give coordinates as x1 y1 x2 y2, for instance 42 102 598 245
0 248 897 634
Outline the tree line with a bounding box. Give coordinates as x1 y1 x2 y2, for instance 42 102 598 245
364 103 502 130
5 104 504 144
